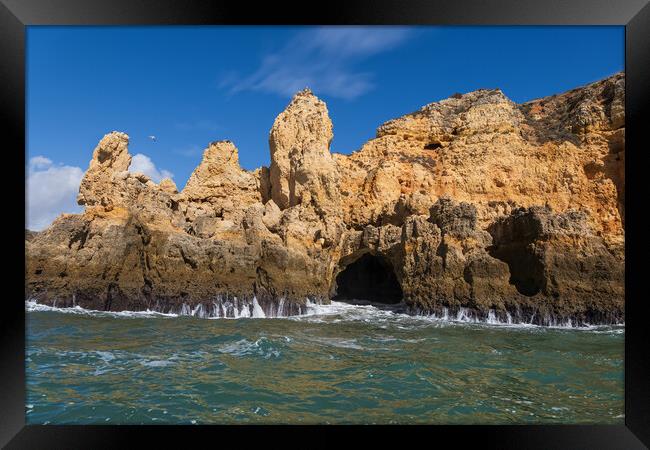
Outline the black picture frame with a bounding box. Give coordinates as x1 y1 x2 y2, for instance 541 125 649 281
3 0 649 447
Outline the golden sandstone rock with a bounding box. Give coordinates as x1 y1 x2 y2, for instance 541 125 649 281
26 73 625 325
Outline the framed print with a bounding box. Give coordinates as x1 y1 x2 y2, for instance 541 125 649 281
3 0 649 447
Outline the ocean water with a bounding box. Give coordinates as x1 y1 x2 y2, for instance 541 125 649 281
25 300 624 424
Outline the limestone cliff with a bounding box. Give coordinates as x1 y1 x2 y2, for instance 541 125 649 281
26 73 625 325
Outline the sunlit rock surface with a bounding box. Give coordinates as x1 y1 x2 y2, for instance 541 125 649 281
26 73 625 324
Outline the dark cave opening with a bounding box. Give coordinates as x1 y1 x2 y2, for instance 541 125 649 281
488 243 545 297
424 142 442 150
332 253 403 304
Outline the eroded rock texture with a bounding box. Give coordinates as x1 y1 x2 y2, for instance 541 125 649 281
26 73 625 324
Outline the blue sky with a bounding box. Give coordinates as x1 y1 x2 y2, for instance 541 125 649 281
26 26 623 230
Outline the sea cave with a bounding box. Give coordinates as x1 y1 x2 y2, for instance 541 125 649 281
332 253 403 305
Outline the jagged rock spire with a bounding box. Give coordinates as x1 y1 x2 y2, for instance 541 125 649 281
180 140 262 221
268 89 340 211
77 131 131 206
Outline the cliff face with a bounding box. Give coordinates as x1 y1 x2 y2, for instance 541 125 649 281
26 73 625 324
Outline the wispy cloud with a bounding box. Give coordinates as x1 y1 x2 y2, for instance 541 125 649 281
220 26 414 99
26 156 84 231
173 144 203 158
174 119 221 132
129 153 174 182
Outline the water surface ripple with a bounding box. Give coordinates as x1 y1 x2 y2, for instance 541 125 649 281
26 301 624 424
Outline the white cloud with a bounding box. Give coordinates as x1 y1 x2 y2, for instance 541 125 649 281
26 153 173 231
26 156 84 231
29 156 54 170
221 26 413 99
129 153 174 182
306 27 413 58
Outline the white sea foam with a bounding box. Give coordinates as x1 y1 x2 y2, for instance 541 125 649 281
218 338 280 359
315 337 364 350
25 299 623 331
139 359 174 368
25 300 180 318
95 351 116 362
252 297 266 318
406 304 624 331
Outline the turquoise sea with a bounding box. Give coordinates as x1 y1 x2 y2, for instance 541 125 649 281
25 300 624 424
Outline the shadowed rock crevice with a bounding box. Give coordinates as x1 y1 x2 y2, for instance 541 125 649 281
487 241 545 297
333 253 403 304
486 207 549 297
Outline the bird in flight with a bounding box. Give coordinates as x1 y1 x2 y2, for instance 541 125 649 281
148 135 157 142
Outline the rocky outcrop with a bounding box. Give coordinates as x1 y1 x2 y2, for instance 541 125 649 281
26 73 625 324
486 206 624 323
25 230 39 242
269 88 341 216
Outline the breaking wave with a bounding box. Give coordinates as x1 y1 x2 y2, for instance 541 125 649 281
25 299 623 331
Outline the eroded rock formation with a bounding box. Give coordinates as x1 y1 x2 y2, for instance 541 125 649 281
26 73 625 324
